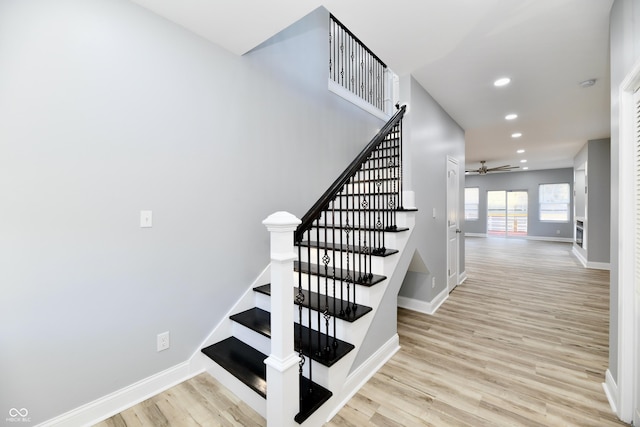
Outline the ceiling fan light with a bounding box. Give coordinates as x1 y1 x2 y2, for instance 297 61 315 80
579 79 596 88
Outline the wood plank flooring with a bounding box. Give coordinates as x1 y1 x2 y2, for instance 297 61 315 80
95 237 626 426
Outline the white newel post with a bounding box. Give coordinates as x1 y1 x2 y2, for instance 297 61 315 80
262 211 301 427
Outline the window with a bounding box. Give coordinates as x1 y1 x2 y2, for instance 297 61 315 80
464 187 479 220
539 183 570 222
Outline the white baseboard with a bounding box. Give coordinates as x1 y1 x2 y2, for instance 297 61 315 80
397 287 448 316
572 246 588 267
586 261 611 270
603 369 618 416
465 233 487 237
37 362 202 427
572 246 610 270
459 271 467 284
525 235 574 243
326 334 400 423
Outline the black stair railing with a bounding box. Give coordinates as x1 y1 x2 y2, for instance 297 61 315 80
293 104 406 417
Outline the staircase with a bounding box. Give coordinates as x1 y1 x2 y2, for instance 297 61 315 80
199 105 414 426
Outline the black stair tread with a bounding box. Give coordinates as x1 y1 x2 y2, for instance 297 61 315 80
328 207 417 213
296 377 332 424
334 191 402 197
201 337 267 397
201 337 332 423
297 240 398 257
254 284 373 322
230 308 355 367
295 261 386 287
312 223 410 233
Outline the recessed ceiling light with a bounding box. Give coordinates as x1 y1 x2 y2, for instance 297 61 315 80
505 113 518 120
517 149 525 154
511 132 522 138
520 159 527 163
523 167 529 170
494 77 511 87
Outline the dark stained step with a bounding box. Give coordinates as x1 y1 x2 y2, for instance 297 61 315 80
230 308 355 367
201 337 332 424
328 207 418 213
296 376 332 424
201 337 266 397
254 284 372 322
312 224 410 233
298 240 398 257
295 261 386 287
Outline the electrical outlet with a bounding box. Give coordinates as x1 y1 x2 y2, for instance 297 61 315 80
157 331 170 352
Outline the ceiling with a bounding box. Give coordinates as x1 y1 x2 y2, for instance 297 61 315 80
130 0 613 172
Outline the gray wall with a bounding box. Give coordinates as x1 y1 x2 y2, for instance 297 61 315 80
464 169 574 239
395 76 466 304
0 2 386 424
609 0 640 382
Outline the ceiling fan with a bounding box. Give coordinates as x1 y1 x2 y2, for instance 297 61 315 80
465 160 519 175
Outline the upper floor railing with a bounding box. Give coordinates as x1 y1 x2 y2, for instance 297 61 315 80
329 14 387 111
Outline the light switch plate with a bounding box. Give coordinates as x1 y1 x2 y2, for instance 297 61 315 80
140 210 153 228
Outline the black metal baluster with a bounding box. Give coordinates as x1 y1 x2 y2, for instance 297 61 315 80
398 119 404 209
315 220 322 360
306 230 313 396
296 244 305 412
331 201 338 350
338 189 345 317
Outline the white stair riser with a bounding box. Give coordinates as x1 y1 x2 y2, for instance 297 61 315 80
231 321 271 356
299 247 389 273
304 229 407 250
317 210 400 227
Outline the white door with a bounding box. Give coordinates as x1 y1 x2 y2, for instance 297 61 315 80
447 157 460 292
633 87 640 427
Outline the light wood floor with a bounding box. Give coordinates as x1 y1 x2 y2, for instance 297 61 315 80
95 237 626 426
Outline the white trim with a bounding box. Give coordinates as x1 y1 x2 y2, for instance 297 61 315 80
465 232 487 237
586 261 611 271
325 334 400 423
525 235 574 243
573 246 588 268
615 57 640 423
603 368 619 415
397 286 449 316
37 362 200 427
459 270 468 284
328 79 390 121
571 246 610 270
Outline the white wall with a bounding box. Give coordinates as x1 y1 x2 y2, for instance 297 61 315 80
396 76 465 304
0 2 386 424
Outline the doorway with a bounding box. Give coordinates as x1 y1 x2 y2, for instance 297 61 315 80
487 190 528 237
447 156 460 292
